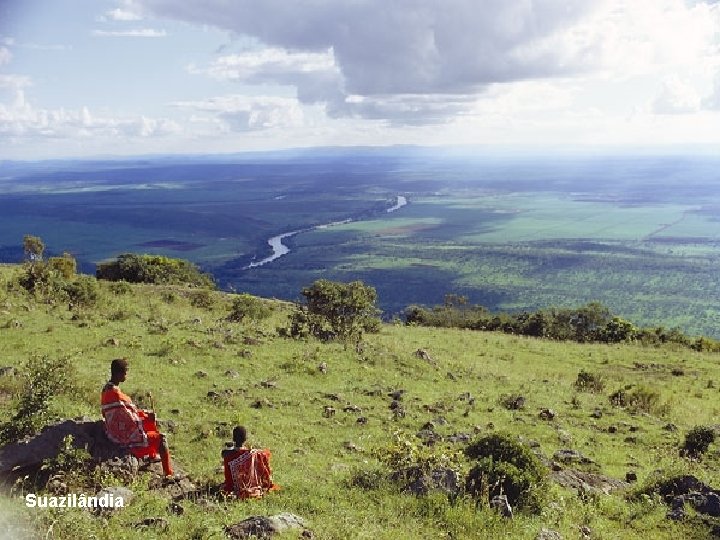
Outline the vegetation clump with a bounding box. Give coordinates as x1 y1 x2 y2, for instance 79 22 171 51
96 253 215 288
574 369 605 393
680 426 716 458
227 294 272 322
609 385 665 415
464 433 547 513
287 279 380 343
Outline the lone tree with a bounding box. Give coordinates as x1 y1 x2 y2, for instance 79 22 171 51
290 279 381 344
23 235 45 262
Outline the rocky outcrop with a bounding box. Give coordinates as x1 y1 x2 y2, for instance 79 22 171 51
225 513 309 539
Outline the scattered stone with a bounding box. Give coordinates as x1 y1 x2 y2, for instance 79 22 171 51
318 362 328 374
342 405 362 413
671 368 685 376
607 425 617 434
445 433 471 444
433 416 448 426
539 408 556 421
207 391 220 400
390 466 460 497
191 317 202 324
195 370 208 378
536 528 563 540
490 495 513 518
629 425 640 432
105 337 120 347
93 486 134 514
624 436 638 444
225 370 240 379
239 349 252 358
168 502 184 515
388 389 405 400
663 423 678 432
356 417 368 425
626 471 638 483
553 449 594 466
323 406 336 418
551 469 629 495
243 337 261 346
0 366 16 377
225 513 307 540
134 517 169 531
343 441 360 452
393 407 406 419
415 349 435 364
251 399 273 409
389 400 402 410
416 429 441 445
446 371 457 381
170 409 180 415
421 421 435 431
259 379 277 389
323 393 342 401
579 526 592 539
590 409 602 419
503 395 526 410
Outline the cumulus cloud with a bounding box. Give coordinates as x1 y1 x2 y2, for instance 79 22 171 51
136 0 720 124
0 47 11 66
0 92 180 139
652 76 702 114
173 95 304 131
92 28 167 38
106 8 143 21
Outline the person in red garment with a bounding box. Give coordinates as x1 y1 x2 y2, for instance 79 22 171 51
100 358 173 476
222 425 278 499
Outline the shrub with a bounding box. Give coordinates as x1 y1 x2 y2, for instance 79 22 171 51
680 426 716 458
108 280 132 295
63 275 100 307
464 433 547 512
0 355 75 444
227 294 272 322
609 385 665 415
96 253 215 288
189 289 215 309
291 279 381 343
574 370 605 393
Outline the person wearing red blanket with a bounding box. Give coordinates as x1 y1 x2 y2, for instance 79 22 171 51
222 425 278 499
100 358 173 476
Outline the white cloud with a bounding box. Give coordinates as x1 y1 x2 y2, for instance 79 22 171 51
107 8 143 21
0 47 11 66
138 0 720 125
652 76 702 114
0 74 31 89
92 28 167 38
173 94 304 131
0 92 180 140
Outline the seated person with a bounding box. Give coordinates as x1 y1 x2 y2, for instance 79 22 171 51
101 358 173 477
222 425 278 499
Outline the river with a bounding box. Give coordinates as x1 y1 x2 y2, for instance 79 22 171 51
244 195 407 269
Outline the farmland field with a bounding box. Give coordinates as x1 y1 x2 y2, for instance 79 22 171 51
2 149 720 336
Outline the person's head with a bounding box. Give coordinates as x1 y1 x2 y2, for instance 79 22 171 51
232 425 247 447
110 358 128 383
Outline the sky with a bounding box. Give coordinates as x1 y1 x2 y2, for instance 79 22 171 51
1 0 719 159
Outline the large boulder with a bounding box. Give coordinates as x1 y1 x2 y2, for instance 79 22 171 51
0 419 127 482
225 513 308 539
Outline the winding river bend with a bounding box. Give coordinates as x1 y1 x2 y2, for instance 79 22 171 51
245 195 407 269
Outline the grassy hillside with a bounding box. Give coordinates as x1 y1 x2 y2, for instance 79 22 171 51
1 264 719 539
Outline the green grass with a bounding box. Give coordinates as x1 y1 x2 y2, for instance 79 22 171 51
1 265 720 538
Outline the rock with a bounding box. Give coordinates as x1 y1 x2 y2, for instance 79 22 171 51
97 454 140 481
663 423 678 432
94 486 134 514
343 405 362 413
239 349 252 358
390 466 461 497
152 473 197 500
251 399 273 409
170 408 181 415
195 370 208 378
607 425 617 434
225 370 240 379
416 429 441 445
504 395 525 410
0 366 17 377
0 419 130 482
105 338 120 347
445 433 472 444
323 393 342 401
415 349 435 364
551 469 629 495
323 406 336 418
553 449 593 465
225 513 307 539
207 391 220 400
539 408 556 421
259 379 277 389
626 471 638 483
590 409 602 419
356 417 368 425
168 501 184 515
421 421 435 431
671 368 684 376
388 389 405 400
134 517 169 531
536 528 563 540
318 362 328 374
579 525 592 539
389 400 402 410
343 441 360 452
490 495 513 518
446 371 457 381
243 337 261 346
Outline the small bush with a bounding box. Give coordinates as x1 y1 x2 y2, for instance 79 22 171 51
464 433 547 512
0 355 75 444
227 294 272 322
108 280 132 295
609 385 665 415
681 426 716 458
63 275 100 307
574 370 605 393
189 289 215 309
